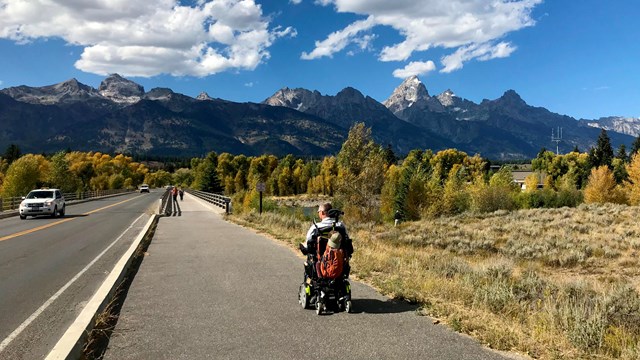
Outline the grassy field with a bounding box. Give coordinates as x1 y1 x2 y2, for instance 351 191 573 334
228 202 640 359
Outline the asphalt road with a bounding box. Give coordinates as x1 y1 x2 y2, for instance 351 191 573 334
0 190 160 360
104 195 523 360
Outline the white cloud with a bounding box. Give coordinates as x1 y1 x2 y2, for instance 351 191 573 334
441 41 516 73
290 0 303 4
245 82 254 87
0 0 295 77
0 80 3 86
301 17 375 59
392 60 436 78
306 0 541 71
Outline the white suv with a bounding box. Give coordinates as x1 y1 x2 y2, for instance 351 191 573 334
19 189 66 219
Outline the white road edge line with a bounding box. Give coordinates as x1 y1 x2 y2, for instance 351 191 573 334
0 213 147 355
45 214 156 360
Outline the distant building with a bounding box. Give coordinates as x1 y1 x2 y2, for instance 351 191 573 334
511 170 545 190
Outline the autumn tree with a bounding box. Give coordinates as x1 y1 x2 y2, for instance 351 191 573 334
172 168 193 187
1 154 49 197
335 123 386 222
624 154 640 205
584 166 626 204
430 148 468 184
441 164 469 215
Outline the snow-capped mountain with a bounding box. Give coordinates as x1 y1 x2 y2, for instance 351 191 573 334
585 116 640 137
0 74 636 159
383 75 443 117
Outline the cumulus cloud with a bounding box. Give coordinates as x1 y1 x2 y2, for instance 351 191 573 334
290 0 303 4
392 60 436 78
306 0 541 72
0 0 296 77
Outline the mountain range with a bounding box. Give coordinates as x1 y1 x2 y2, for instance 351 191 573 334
0 74 636 159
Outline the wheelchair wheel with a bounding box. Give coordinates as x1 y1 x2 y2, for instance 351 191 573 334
345 300 353 313
299 284 310 309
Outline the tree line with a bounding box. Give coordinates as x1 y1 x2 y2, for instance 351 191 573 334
3 124 640 222
0 150 149 198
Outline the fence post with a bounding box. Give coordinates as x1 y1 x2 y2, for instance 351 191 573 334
0 198 3 212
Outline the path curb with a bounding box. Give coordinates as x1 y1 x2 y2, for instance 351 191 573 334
45 214 158 360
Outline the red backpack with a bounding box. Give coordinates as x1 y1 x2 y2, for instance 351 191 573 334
320 247 344 279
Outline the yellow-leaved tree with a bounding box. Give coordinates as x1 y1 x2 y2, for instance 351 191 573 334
1 154 50 197
624 153 640 205
336 123 386 222
584 166 626 204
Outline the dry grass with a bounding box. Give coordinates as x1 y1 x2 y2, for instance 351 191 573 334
229 202 640 359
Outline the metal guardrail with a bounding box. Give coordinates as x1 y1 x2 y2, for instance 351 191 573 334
186 189 231 214
0 189 132 212
159 189 171 215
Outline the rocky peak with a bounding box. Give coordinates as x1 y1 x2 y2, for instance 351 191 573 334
498 90 526 106
335 87 365 103
437 89 457 107
383 76 431 115
144 87 174 101
98 74 144 104
0 78 100 105
196 92 213 101
262 87 321 112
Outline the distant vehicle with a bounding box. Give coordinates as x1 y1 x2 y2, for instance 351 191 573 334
140 184 150 193
165 185 173 190
19 189 66 219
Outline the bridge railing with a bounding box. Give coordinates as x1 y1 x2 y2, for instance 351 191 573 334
159 189 171 215
185 189 231 214
0 189 133 212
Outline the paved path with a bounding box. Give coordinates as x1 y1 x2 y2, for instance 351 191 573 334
104 194 521 360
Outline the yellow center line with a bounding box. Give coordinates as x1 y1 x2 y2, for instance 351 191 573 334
0 196 140 243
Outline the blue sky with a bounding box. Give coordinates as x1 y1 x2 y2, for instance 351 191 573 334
0 0 638 120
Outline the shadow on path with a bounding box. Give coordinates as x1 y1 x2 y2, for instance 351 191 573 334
172 198 181 217
349 298 419 314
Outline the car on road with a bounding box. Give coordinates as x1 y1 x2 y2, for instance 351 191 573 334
140 184 150 193
19 189 66 219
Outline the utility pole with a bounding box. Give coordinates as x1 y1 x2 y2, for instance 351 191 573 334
551 127 563 155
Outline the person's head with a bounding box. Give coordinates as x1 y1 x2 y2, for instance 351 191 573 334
317 203 332 220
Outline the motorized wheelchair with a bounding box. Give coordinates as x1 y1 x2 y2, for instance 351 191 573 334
298 209 353 315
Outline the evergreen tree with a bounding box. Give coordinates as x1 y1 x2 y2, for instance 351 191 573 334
631 135 640 157
589 129 614 168
192 152 221 192
616 144 628 162
3 144 21 164
383 144 397 166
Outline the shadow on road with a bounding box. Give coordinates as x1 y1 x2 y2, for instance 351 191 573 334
350 298 419 314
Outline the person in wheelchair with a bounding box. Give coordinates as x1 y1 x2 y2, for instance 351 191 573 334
298 203 354 314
